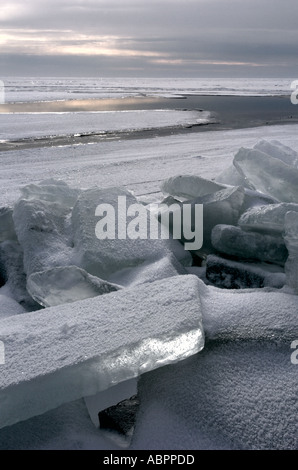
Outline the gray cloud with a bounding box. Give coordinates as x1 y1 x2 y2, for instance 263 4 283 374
1 0 298 77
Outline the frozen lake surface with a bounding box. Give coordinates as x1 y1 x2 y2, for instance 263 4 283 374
2 77 294 103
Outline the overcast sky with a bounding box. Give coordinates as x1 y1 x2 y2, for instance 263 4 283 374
1 0 298 77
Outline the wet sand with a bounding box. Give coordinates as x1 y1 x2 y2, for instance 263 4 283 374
1 95 298 152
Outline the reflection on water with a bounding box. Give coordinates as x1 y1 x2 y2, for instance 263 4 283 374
0 97 173 113
1 96 297 126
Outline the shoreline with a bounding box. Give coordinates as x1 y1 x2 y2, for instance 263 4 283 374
1 95 298 152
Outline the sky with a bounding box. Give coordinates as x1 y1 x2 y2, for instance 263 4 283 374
1 0 298 78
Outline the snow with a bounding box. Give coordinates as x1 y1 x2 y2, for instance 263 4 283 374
132 340 297 450
131 281 298 450
133 279 298 450
1 124 298 208
0 398 120 450
0 275 204 430
0 110 210 142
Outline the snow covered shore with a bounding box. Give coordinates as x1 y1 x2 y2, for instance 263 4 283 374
1 123 298 207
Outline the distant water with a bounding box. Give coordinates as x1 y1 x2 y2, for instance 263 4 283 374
1 77 295 103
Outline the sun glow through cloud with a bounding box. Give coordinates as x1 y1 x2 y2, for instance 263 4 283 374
0 30 165 58
0 0 297 76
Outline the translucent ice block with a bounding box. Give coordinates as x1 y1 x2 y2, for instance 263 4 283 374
161 175 226 200
27 266 120 307
234 147 298 203
72 186 190 279
254 140 298 168
239 203 298 235
206 254 285 289
0 275 204 429
216 164 252 189
13 180 77 276
211 224 287 265
160 186 245 254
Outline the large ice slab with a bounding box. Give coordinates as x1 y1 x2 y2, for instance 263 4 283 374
239 203 298 235
161 175 226 200
254 139 298 168
195 279 298 341
18 179 80 207
216 164 252 189
13 198 73 276
283 211 298 293
211 224 287 265
72 186 190 279
234 147 298 203
0 275 204 430
241 189 279 214
27 266 121 307
13 180 77 276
